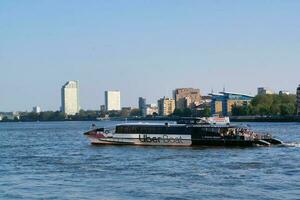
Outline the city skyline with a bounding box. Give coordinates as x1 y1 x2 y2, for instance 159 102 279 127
1 81 297 112
1 1 300 111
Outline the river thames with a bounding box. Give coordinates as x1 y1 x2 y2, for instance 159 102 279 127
1 121 299 200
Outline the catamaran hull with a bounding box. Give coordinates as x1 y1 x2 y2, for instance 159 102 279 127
83 122 283 147
86 134 192 146
85 134 274 147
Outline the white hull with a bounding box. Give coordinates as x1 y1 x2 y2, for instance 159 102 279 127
86 133 192 146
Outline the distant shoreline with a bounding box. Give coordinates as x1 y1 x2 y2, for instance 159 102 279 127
230 115 300 123
1 116 300 123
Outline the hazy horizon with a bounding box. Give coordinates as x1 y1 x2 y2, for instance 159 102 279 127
1 1 300 112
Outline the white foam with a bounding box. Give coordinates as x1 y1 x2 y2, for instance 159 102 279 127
281 142 300 147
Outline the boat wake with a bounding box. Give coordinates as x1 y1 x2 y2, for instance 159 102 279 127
280 142 300 148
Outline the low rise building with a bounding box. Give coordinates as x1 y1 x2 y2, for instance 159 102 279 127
120 107 132 117
210 92 254 116
279 90 290 95
158 97 175 116
257 87 274 95
100 105 106 112
32 106 41 113
146 104 158 116
0 112 20 121
121 107 132 112
200 95 212 106
210 93 224 116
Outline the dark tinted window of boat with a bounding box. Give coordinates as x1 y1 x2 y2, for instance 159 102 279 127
128 126 135 133
116 126 126 133
166 126 186 134
192 127 222 135
202 127 219 133
129 126 143 133
116 125 168 134
135 126 141 133
192 127 202 134
118 126 130 133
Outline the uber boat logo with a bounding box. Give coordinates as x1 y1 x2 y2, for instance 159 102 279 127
138 134 184 144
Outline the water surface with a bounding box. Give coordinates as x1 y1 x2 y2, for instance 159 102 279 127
1 121 299 200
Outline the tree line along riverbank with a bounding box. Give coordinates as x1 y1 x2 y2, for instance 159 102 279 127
1 94 299 122
1 113 300 123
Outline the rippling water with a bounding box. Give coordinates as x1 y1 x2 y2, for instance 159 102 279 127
1 121 300 200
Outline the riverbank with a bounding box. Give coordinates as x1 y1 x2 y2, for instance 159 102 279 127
111 116 300 123
230 115 300 122
1 115 300 123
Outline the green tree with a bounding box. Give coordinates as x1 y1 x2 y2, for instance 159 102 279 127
172 109 183 117
258 104 270 115
120 109 130 117
198 107 211 117
172 108 192 117
231 105 249 116
1 116 9 122
270 104 280 115
251 94 273 107
248 94 297 116
280 103 295 116
107 111 121 118
182 108 192 117
152 112 158 117
130 109 141 117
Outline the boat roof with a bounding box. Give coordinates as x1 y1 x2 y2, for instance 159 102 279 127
117 123 185 127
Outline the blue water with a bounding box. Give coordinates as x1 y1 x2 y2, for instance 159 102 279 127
1 121 300 200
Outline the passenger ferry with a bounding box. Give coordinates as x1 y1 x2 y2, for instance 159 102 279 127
84 117 283 147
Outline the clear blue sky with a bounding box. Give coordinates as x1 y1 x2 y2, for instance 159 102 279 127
1 0 300 111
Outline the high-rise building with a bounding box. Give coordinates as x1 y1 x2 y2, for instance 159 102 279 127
174 88 201 110
257 87 274 95
105 91 121 111
138 97 147 116
61 81 80 115
158 97 175 116
297 85 300 115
